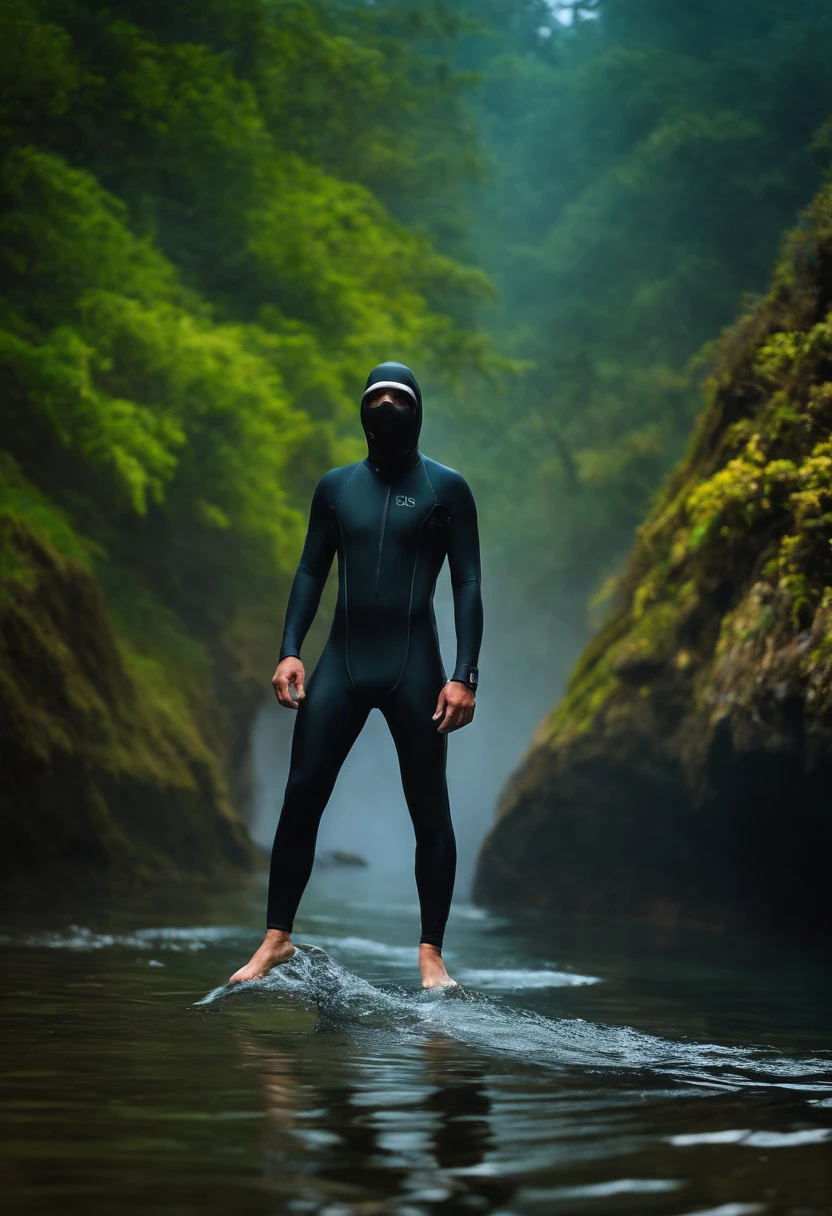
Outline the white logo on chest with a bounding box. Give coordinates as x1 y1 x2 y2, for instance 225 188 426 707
395 495 416 508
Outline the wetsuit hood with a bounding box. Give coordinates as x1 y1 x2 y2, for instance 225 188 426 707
360 361 423 476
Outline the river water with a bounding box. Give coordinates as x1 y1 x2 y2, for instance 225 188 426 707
2 867 830 1215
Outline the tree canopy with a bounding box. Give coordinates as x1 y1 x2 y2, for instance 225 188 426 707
3 0 832 709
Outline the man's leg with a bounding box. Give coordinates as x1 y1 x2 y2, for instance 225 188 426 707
380 662 458 988
230 651 371 982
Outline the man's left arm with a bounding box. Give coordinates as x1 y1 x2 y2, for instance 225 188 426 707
432 473 483 733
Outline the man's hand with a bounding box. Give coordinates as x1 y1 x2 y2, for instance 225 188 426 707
432 680 475 733
272 657 305 709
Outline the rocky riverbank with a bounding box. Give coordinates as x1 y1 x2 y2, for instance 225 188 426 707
0 515 259 899
474 183 832 936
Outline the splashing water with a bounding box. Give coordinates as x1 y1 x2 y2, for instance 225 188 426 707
3 886 831 1214
194 944 832 1093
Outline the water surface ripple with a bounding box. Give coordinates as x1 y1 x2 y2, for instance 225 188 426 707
1 872 830 1215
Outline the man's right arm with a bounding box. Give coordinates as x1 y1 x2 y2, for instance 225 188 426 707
278 477 338 662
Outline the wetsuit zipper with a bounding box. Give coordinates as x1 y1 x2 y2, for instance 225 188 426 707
375 483 391 598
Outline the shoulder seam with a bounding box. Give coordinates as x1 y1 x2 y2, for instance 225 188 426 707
421 459 439 506
422 457 468 506
331 462 362 508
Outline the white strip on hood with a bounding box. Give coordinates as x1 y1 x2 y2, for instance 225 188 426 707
361 381 417 403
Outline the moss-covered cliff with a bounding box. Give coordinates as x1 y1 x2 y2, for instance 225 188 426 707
0 510 258 896
474 183 832 936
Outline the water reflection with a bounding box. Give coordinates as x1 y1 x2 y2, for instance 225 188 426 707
1 881 830 1215
236 1023 513 1212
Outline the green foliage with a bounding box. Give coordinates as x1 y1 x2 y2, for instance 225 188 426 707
0 455 98 569
1 0 502 690
445 0 832 626
545 174 832 742
4 0 832 764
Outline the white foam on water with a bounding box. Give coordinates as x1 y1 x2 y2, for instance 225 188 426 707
520 1178 682 1200
670 1128 832 1148
458 968 601 989
350 899 421 916
4 925 253 953
193 945 832 1094
333 899 508 929
453 906 511 927
744 1128 832 1147
681 1206 765 1216
669 1130 752 1146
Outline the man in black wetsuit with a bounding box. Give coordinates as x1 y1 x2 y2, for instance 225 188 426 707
230 361 483 989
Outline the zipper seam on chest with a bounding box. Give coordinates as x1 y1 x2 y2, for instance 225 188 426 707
374 483 391 598
378 509 430 703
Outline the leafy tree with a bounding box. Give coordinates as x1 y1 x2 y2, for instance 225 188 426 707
0 0 498 729
444 0 832 636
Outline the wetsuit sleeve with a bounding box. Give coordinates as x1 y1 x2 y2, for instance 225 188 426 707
278 478 338 662
446 473 484 688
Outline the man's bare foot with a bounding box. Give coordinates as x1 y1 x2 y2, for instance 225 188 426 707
419 943 457 989
229 929 297 984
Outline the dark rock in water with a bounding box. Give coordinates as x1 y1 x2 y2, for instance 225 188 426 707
0 516 258 900
316 849 369 868
474 183 832 938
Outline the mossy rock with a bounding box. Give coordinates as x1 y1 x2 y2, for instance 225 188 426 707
474 183 832 937
0 516 258 898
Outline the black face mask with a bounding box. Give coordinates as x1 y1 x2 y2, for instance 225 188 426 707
360 397 419 467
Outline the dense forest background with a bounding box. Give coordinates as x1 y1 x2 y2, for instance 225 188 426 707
3 0 832 886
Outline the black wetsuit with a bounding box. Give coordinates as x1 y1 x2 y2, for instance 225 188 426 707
267 363 483 949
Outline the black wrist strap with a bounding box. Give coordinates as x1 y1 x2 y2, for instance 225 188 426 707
451 665 478 690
